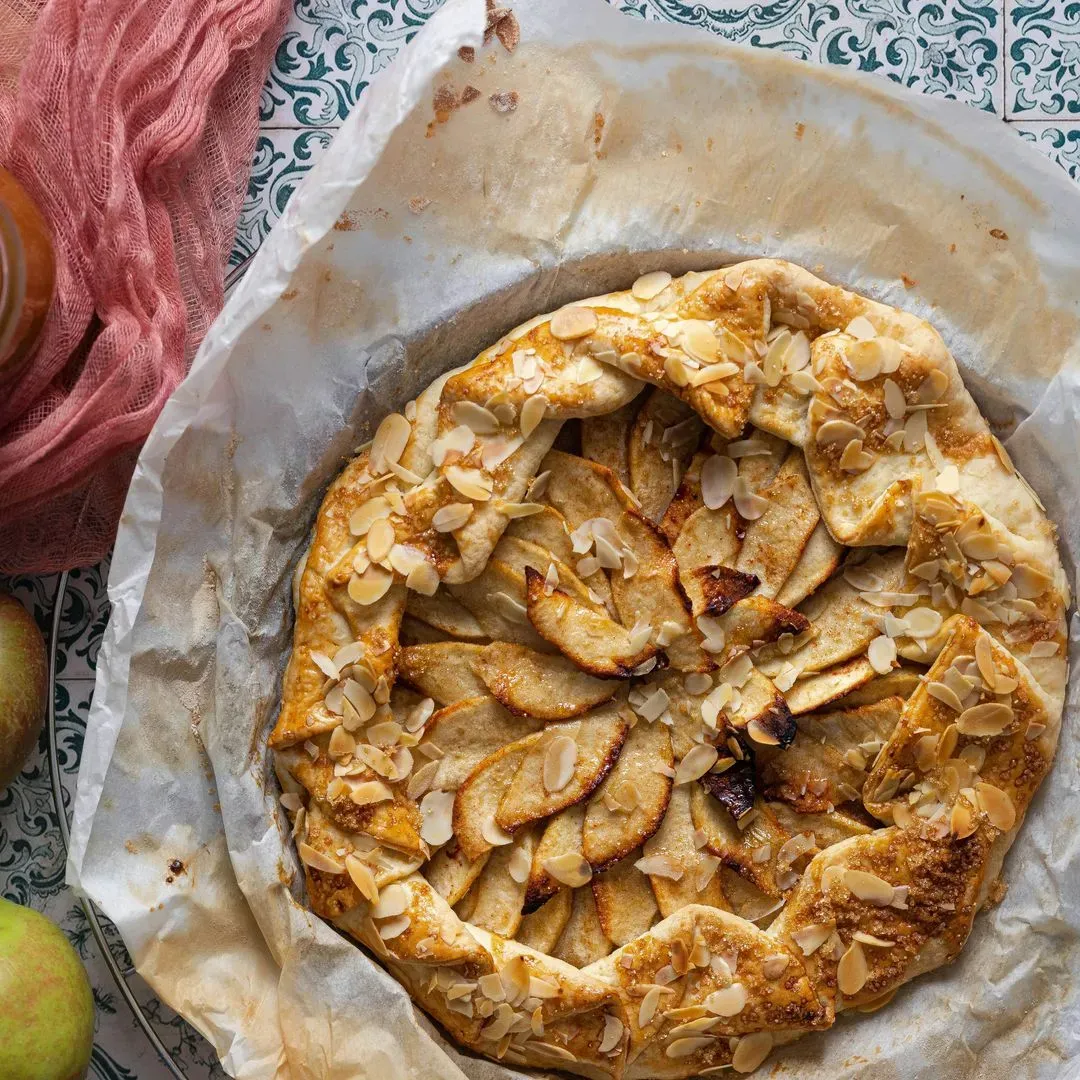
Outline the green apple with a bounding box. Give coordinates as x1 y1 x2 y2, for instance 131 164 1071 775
0 591 48 789
0 898 94 1079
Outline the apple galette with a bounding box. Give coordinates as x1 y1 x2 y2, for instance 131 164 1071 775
270 260 1067 1076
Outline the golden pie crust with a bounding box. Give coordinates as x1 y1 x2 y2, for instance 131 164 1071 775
270 260 1067 1076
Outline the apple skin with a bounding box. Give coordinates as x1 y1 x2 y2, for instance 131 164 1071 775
0 591 48 789
0 897 95 1079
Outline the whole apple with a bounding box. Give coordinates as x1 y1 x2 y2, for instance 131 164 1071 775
0 897 95 1079
0 591 48 788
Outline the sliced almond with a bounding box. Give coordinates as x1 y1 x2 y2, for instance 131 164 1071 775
762 954 790 979
975 782 1016 830
843 869 895 905
839 438 875 472
816 418 864 446
674 744 718 785
542 852 592 887
371 882 408 919
903 607 943 639
370 413 411 473
344 854 379 903
883 378 907 419
701 454 737 510
550 305 599 340
956 702 1013 737
366 517 395 563
349 780 393 806
598 1013 624 1053
445 465 494 501
420 789 455 846
297 842 345 875
632 270 672 301
349 496 391 537
837 939 869 996
521 394 549 438
348 565 394 606
732 1031 773 1074
928 681 964 712
867 635 897 675
703 983 747 1017
482 816 514 847
638 985 664 1027
543 735 579 793
452 400 501 435
792 922 834 955
433 502 474 532
733 476 770 520
665 1036 716 1059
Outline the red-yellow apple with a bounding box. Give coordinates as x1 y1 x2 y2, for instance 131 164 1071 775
0 591 47 789
0 898 95 1079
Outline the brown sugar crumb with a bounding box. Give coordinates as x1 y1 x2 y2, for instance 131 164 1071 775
458 45 475 63
986 877 1008 906
333 211 360 231
795 122 805 140
489 90 519 114
461 84 482 105
408 196 431 215
281 288 299 301
432 83 458 120
989 228 1009 241
593 111 605 148
900 273 917 288
485 2 519 52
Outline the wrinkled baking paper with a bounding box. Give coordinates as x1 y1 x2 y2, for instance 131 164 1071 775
67 0 1080 1076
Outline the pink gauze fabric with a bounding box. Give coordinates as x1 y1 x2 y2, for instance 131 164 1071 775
0 0 287 575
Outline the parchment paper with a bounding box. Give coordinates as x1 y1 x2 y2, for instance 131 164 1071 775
67 0 1080 1077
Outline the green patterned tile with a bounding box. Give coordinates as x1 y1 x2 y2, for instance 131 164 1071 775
1007 0 1080 116
260 0 443 126
1014 122 1080 176
232 128 336 269
618 0 1005 112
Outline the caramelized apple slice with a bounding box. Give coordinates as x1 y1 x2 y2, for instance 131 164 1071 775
591 851 660 946
420 696 542 792
551 886 613 967
462 828 537 937
735 450 820 599
583 719 673 870
472 641 616 720
581 396 639 486
495 703 630 832
526 803 586 911
453 732 544 861
628 389 703 522
641 784 727 917
514 887 573 953
525 567 658 677
396 642 486 704
783 657 876 716
424 840 490 906
775 519 844 609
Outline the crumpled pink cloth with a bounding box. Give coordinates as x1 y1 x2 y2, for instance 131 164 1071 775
0 0 286 574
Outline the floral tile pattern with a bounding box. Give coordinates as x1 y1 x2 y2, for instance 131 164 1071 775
260 0 444 126
620 0 1005 112
1015 122 1080 176
4 1 1080 1078
1007 0 1080 116
231 128 335 269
